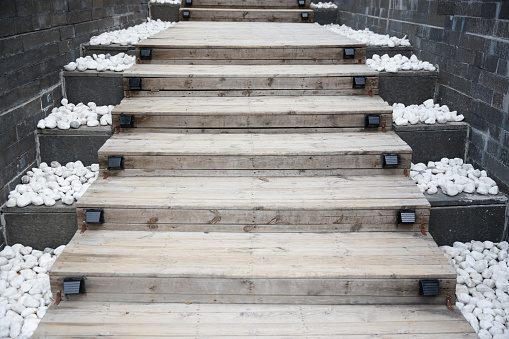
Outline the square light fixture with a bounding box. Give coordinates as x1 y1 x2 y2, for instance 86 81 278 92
353 77 366 89
419 279 439 296
129 77 142 91
140 48 152 60
119 114 134 128
108 155 124 170
382 153 399 168
398 209 416 224
344 48 355 59
64 277 85 295
182 10 191 18
85 209 104 224
365 114 380 128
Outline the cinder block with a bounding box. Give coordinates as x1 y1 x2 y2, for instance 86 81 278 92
149 3 180 22
378 70 438 105
2 203 77 250
393 122 469 164
63 70 124 106
313 9 338 25
428 192 508 246
38 125 112 166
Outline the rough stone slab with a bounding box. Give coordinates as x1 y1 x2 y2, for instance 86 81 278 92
393 122 469 163
63 71 124 106
37 126 112 166
149 3 180 22
1 202 77 250
378 71 438 106
313 8 338 25
428 192 509 246
81 43 136 57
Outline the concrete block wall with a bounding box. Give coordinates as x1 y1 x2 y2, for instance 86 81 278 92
0 0 149 212
334 0 509 193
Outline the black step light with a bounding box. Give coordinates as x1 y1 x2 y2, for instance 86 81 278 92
63 277 85 295
419 279 439 296
353 77 366 89
185 0 192 4
298 0 305 6
140 48 152 60
301 12 309 20
365 114 380 128
344 48 355 59
108 155 124 170
119 114 135 128
182 10 191 19
129 77 142 91
382 153 399 168
85 209 104 224
398 209 416 224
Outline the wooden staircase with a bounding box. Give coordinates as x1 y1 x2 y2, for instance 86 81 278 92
33 15 475 339
179 0 314 22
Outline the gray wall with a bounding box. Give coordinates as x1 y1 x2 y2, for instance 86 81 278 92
0 0 149 208
335 0 509 193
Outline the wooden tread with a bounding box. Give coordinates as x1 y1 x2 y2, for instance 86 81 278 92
123 64 378 97
49 231 454 304
179 8 314 22
98 132 411 175
112 96 392 132
33 302 476 338
75 175 429 232
136 22 365 64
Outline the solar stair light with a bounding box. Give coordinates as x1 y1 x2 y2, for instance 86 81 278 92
419 279 439 296
398 209 416 224
119 114 135 128
352 77 366 89
365 114 380 128
128 77 142 91
182 10 191 19
344 48 355 59
185 0 192 5
108 155 124 170
301 12 309 20
85 209 104 224
139 48 152 60
63 277 85 295
298 0 306 7
382 153 399 168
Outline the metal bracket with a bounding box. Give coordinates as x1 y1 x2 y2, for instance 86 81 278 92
55 290 61 305
446 296 454 311
420 223 427 236
81 221 87 234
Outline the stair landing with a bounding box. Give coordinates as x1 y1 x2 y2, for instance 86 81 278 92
33 303 476 338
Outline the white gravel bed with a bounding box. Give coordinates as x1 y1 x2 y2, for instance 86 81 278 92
63 52 135 72
0 244 65 338
37 99 113 130
324 24 411 47
5 161 99 208
410 158 499 196
89 18 174 46
442 241 509 338
310 2 337 9
367 53 436 72
393 99 464 126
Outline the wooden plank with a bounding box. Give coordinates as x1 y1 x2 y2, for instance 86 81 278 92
181 0 311 9
33 303 475 338
179 8 314 23
124 88 379 97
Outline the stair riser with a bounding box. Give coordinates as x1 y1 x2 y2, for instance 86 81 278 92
50 276 455 305
112 114 392 131
123 77 379 96
98 154 412 171
136 48 366 65
181 0 311 8
76 207 430 232
179 10 314 22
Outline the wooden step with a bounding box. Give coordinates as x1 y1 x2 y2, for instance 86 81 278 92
136 22 366 64
181 0 311 9
112 96 392 132
75 175 429 232
49 230 453 304
98 132 411 176
179 8 314 22
113 96 391 132
123 64 378 97
33 302 476 338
